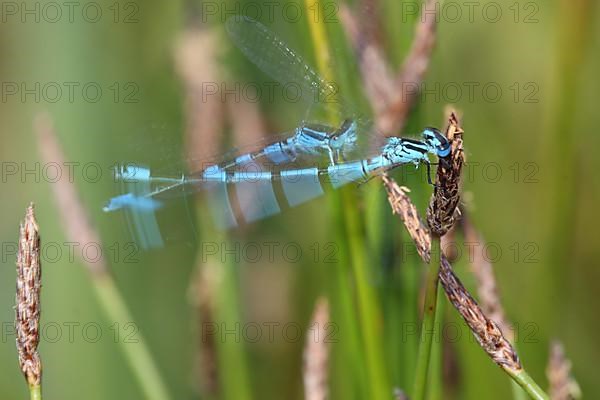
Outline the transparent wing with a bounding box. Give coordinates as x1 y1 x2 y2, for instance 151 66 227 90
187 122 357 174
226 15 339 107
103 118 435 250
226 16 389 157
104 145 385 249
105 17 410 249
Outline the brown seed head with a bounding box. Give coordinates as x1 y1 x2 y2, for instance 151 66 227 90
15 203 42 386
303 298 330 400
439 256 522 373
547 340 581 400
382 175 431 263
427 112 464 236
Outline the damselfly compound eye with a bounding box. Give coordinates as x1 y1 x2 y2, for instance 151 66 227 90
422 128 450 157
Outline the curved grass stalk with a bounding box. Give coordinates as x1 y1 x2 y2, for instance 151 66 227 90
303 2 389 398
506 368 549 400
35 115 172 400
94 276 172 400
412 237 442 400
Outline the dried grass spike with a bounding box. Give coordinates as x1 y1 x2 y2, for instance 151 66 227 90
340 0 442 137
303 298 330 400
381 0 441 134
427 112 464 236
15 203 42 386
35 112 107 277
383 174 431 263
439 256 521 372
339 4 397 139
175 29 224 163
547 340 581 400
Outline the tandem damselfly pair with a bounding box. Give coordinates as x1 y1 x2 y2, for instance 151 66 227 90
104 16 450 249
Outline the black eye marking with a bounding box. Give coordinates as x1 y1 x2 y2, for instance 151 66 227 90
404 143 428 154
403 138 425 145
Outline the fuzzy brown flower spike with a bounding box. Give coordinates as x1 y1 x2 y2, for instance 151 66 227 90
303 298 331 400
427 112 464 236
15 203 42 386
439 256 522 373
547 340 581 400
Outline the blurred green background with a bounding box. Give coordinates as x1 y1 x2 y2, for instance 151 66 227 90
1 0 599 399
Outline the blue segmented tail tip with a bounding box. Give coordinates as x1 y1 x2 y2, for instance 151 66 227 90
103 193 162 212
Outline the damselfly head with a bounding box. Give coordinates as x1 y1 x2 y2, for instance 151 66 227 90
422 128 451 158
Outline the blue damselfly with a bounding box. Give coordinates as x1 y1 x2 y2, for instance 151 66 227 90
104 16 450 248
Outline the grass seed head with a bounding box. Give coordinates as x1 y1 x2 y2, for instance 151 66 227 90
427 112 464 237
439 256 522 373
15 203 42 386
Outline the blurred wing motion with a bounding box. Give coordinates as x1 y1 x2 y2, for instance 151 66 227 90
225 15 339 107
103 17 449 249
104 120 364 249
226 15 381 153
106 154 390 223
104 122 444 249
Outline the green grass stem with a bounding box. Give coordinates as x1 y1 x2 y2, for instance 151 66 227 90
303 2 389 397
505 369 549 400
412 237 442 400
94 275 171 400
28 384 41 400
